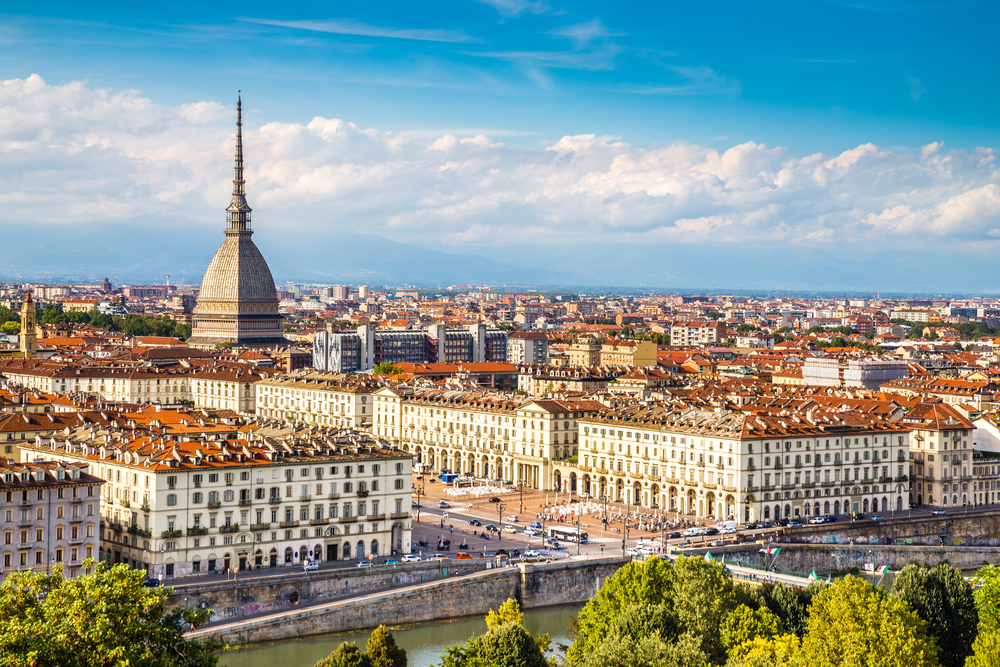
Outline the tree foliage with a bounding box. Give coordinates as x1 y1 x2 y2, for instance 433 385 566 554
800 575 939 667
965 629 1000 667
315 642 371 667
892 563 977 667
315 626 406 667
0 560 219 667
973 564 1000 631
721 604 783 652
34 304 192 339
373 362 404 375
486 599 524 630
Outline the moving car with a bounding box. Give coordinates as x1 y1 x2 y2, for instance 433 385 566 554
142 579 161 588
932 509 946 516
484 524 498 533
506 515 519 522
437 500 451 509
383 558 399 565
357 561 373 567
502 525 517 534
722 527 736 535
871 515 885 521
303 561 319 571
625 548 640 556
529 521 542 529
667 531 681 539
824 516 838 523
523 527 540 536
480 552 496 559
704 527 719 536
402 554 421 563
711 540 724 547
489 496 501 503
456 552 474 560
524 550 541 558
468 519 482 526
789 520 803 528
683 527 699 537
808 516 825 525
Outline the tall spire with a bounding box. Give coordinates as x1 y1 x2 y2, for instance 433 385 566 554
226 92 252 235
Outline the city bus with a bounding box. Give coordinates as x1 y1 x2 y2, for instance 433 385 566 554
548 525 589 544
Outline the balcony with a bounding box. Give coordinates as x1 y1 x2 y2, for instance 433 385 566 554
161 529 182 539
895 475 909 482
68 536 85 545
357 490 369 498
278 520 299 528
207 501 222 510
70 497 83 504
309 518 329 526
327 493 341 500
17 520 33 528
127 525 151 538
299 495 312 502
140 502 151 512
69 516 83 524
339 516 358 524
118 498 130 508
389 512 409 519
19 498 32 507
219 524 240 534
250 523 270 532
239 499 252 507
187 526 209 536
268 497 281 504
109 522 123 533
366 514 386 521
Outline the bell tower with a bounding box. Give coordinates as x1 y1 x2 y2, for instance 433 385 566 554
19 292 37 359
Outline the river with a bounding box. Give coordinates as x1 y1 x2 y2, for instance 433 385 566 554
218 604 584 667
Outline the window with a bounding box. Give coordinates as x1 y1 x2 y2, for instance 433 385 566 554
166 494 177 506
395 479 404 490
193 492 203 504
208 474 219 483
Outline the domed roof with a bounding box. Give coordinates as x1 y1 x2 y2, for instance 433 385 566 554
197 235 278 304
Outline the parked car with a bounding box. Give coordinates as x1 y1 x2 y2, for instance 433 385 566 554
437 500 451 509
506 515 519 522
775 518 789 527
529 521 542 529
523 527 540 536
502 525 517 534
142 579 161 588
808 516 825 525
789 520 803 528
402 554 421 563
932 509 946 516
711 540 724 547
759 521 773 528
456 552 474 560
824 515 838 523
303 561 319 571
468 519 482 526
488 496 501 503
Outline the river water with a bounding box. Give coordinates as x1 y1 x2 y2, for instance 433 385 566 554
218 604 584 667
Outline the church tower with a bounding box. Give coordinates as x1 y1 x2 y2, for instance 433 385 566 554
188 95 285 349
19 292 37 359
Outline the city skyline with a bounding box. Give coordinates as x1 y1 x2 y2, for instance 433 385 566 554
2 1 999 290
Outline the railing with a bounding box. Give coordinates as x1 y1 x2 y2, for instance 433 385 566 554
357 490 369 498
69 516 83 524
219 524 240 534
161 529 181 539
299 495 311 502
269 497 281 504
309 518 329 526
128 525 151 538
239 499 252 507
251 523 270 531
140 502 151 512
208 501 222 509
366 514 386 521
186 526 209 536
389 512 409 519
118 498 130 508
339 516 358 523
279 520 299 528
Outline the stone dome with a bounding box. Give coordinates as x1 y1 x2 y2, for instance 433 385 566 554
197 235 278 304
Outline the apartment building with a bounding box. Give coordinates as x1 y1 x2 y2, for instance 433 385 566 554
567 342 601 367
0 359 266 413
599 340 658 366
24 425 412 580
0 460 102 582
507 331 549 365
557 404 910 522
372 386 604 489
255 373 380 428
902 403 975 509
670 321 727 346
516 364 625 395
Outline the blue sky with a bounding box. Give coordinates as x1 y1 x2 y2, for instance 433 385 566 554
2 1 999 289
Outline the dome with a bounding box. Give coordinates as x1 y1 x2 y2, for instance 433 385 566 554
197 235 278 304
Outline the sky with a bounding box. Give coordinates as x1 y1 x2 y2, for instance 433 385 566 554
2 1 999 291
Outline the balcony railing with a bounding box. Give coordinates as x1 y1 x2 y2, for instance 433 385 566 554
268 497 281 504
128 525 152 538
161 529 182 539
187 526 209 536
219 524 240 534
207 500 222 509
279 520 299 528
251 523 271 532
239 499 252 507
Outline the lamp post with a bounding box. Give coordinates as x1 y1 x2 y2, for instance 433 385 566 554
415 483 425 523
498 501 506 543
621 508 630 557
517 480 527 515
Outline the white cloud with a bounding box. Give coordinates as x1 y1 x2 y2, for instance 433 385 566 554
2 75 1000 256
475 0 549 18
241 18 475 43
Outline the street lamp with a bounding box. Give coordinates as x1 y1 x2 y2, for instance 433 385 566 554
415 483 425 523
498 502 506 543
517 480 527 515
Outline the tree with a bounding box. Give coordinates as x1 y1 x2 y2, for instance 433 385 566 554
486 599 524 630
0 321 19 335
366 625 407 667
0 305 18 327
760 582 813 638
0 560 219 667
439 623 548 667
965 629 1000 667
725 633 803 667
973 564 1000 630
316 642 371 667
892 563 978 667
580 630 709 667
721 604 783 652
374 362 404 375
737 324 760 333
569 557 674 664
214 341 234 350
800 576 940 667
670 556 738 662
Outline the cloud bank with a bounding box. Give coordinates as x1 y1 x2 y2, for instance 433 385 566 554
2 75 999 278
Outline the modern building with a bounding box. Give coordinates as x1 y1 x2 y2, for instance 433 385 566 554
0 459 103 582
507 331 549 365
25 425 412 580
188 97 285 349
670 321 727 347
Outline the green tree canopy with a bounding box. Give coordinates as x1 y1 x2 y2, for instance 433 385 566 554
374 362 404 375
0 321 19 335
315 642 371 667
721 604 783 653
800 575 939 667
486 599 524 630
965 629 1000 667
892 563 977 667
0 560 219 667
973 564 1000 630
366 625 407 667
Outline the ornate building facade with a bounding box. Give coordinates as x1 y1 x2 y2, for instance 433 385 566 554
188 96 285 349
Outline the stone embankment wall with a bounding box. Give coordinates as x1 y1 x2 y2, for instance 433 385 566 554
189 556 629 645
168 559 491 623
685 543 1000 575
781 510 1000 547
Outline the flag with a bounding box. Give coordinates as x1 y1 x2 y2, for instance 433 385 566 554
759 547 781 556
808 570 818 581
876 565 889 575
705 551 714 561
864 563 875 573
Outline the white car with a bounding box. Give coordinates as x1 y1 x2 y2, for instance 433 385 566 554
722 527 736 535
639 547 654 555
401 554 421 563
524 549 541 558
626 547 640 556
303 561 319 571
356 561 373 568
506 515 519 522
523 527 540 536
437 501 451 508
682 527 699 537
